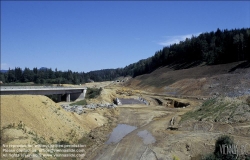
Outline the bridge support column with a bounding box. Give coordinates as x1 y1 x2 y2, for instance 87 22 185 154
57 94 62 102
66 93 70 102
83 89 87 99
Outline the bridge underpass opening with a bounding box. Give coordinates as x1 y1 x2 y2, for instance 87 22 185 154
46 93 85 102
59 92 85 102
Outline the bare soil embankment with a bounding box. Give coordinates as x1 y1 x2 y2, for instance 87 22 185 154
125 61 250 98
0 87 120 160
1 95 113 143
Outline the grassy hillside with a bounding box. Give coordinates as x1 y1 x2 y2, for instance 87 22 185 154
181 96 250 123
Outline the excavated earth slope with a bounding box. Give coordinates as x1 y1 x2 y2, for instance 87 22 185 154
126 61 250 98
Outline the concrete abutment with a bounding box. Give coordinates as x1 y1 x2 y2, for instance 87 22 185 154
66 93 70 102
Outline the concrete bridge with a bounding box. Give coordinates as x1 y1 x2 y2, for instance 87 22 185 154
0 86 87 102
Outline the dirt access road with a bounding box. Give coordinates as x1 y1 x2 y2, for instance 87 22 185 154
84 87 250 160
85 93 201 160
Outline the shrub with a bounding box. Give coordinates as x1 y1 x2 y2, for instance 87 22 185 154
204 135 237 160
214 135 236 160
173 155 180 160
85 87 102 99
56 140 70 145
203 153 216 160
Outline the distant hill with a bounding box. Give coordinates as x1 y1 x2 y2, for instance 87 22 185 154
0 70 8 73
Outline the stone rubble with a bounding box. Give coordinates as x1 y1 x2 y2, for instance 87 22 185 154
138 97 149 105
114 98 122 105
61 103 117 115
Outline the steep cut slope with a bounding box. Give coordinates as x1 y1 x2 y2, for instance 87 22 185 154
125 61 250 97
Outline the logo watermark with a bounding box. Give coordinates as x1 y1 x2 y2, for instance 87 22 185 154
219 142 248 159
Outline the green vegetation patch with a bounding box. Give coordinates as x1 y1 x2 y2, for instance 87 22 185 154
85 87 102 99
180 97 246 123
70 99 87 106
181 98 218 122
202 98 217 107
69 87 102 105
77 136 93 148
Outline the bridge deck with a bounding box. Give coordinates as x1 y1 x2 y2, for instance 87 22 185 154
0 86 87 96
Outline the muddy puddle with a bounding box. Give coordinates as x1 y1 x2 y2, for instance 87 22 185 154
105 124 156 145
137 130 156 145
105 124 137 144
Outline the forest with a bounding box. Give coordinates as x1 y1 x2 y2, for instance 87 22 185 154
1 28 249 85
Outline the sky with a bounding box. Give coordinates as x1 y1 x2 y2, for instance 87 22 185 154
1 1 250 72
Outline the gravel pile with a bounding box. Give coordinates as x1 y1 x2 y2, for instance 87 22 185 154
85 103 117 109
61 103 117 114
61 105 83 115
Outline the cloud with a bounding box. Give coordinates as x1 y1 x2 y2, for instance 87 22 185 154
158 32 201 46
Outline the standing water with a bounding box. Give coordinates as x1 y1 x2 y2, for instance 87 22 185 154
137 130 156 145
105 124 137 144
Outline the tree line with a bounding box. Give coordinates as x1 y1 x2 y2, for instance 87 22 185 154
0 67 126 84
1 28 249 84
126 28 250 77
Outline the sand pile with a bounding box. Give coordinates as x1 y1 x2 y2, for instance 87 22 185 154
1 95 108 143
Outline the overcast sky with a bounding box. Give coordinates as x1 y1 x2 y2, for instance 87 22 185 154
1 1 250 72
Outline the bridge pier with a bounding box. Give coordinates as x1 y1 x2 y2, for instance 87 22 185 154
66 93 70 102
57 94 62 102
83 89 87 98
